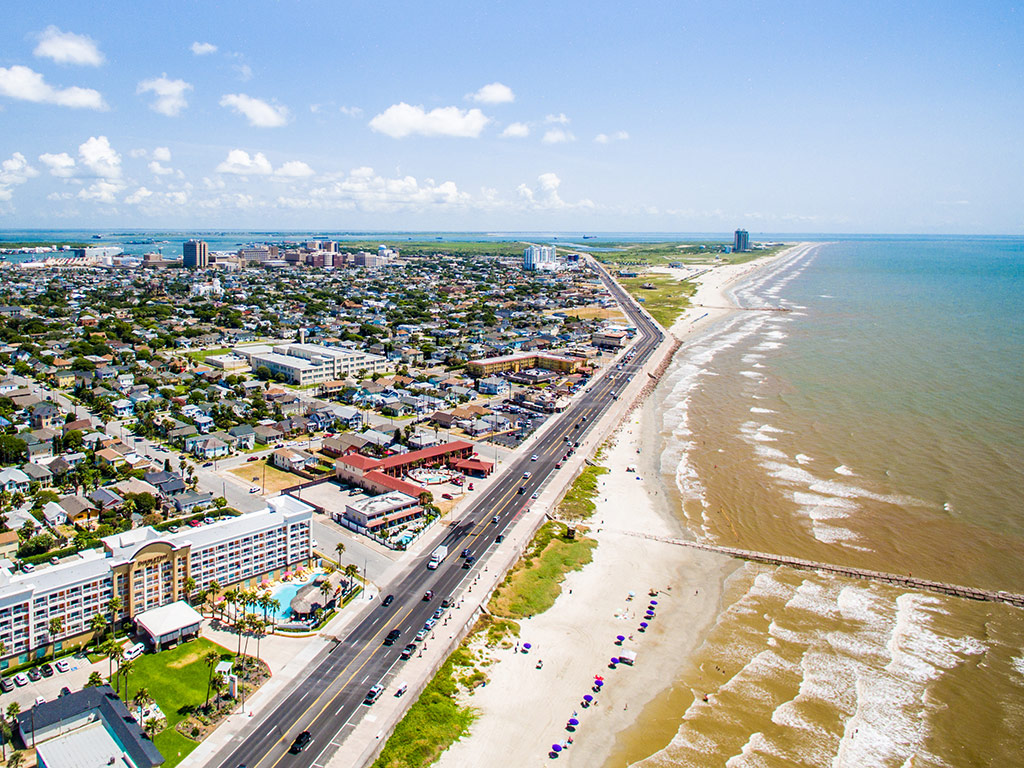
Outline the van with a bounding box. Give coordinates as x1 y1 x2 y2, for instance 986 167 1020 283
124 642 146 661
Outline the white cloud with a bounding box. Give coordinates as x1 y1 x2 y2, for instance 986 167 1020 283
542 128 575 144
78 136 122 178
369 103 489 139
77 179 124 204
0 65 107 110
191 41 218 56
33 26 104 67
220 93 290 127
468 82 515 104
148 161 174 176
339 105 363 117
545 113 570 124
0 152 39 201
517 172 593 211
500 122 530 138
275 160 315 178
595 130 629 144
234 63 253 81
137 75 193 116
124 187 154 204
216 149 273 175
153 147 171 162
39 152 76 177
279 166 468 212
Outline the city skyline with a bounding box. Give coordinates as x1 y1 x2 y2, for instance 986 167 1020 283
1 1 1021 234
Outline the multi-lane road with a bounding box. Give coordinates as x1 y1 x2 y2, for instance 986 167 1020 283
211 262 665 768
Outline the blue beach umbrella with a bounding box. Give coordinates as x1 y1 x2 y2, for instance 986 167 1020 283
583 694 593 702
649 600 658 606
568 718 579 726
552 744 562 753
595 679 604 687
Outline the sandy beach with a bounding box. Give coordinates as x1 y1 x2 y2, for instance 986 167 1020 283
433 251 804 767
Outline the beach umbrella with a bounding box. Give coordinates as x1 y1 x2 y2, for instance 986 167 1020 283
628 590 636 598
552 744 562 753
568 718 579 726
595 675 604 681
615 635 625 644
610 658 619 666
639 621 648 628
595 679 604 687
523 642 532 650
649 600 658 606
583 694 593 702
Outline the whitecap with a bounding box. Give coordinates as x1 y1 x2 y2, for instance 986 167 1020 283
835 465 856 477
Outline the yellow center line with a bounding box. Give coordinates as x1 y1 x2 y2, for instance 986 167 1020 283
251 604 415 768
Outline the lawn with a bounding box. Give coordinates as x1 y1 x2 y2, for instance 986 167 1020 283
489 521 596 619
122 638 234 768
227 458 302 493
617 273 697 329
557 464 609 520
185 347 231 362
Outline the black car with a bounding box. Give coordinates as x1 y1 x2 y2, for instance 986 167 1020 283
381 594 395 607
58 686 72 698
460 548 471 558
400 643 417 660
40 663 54 677
0 678 13 693
289 731 312 753
383 629 402 646
27 667 42 682
496 534 505 543
462 555 476 569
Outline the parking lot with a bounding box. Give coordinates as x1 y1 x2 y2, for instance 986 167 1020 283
1 651 108 711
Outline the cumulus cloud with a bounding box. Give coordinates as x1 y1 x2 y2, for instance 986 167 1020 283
125 186 154 204
545 113 570 124
33 26 104 66
191 41 218 56
339 105 363 117
215 149 313 177
0 65 107 110
500 122 530 138
517 172 593 210
595 130 629 144
137 75 193 116
153 147 171 162
148 161 174 176
542 127 575 144
77 179 125 204
234 63 253 81
0 152 39 201
276 166 467 212
369 103 489 138
467 82 515 104
220 93 290 127
39 152 76 177
78 136 122 178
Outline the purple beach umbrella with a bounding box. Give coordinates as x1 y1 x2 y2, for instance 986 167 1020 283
552 744 562 753
640 621 648 628
649 600 658 606
568 718 579 726
595 679 604 687
583 694 593 702
610 657 619 665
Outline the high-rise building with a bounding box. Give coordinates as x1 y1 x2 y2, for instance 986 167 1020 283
733 229 750 253
183 239 209 268
524 245 557 271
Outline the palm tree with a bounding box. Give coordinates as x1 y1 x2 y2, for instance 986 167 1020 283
252 618 267 664
209 672 225 710
0 718 10 760
334 541 345 567
319 579 333 607
85 671 103 688
108 596 122 639
89 613 108 647
143 717 160 739
119 659 134 701
132 688 151 721
203 650 220 711
102 640 122 682
183 576 196 604
257 593 271 621
6 750 23 768
48 616 64 654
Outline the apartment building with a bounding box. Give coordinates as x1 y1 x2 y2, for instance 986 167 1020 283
0 496 312 667
236 342 390 386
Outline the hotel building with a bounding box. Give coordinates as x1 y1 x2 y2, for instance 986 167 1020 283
182 239 209 269
0 497 312 668
524 245 557 271
236 342 390 386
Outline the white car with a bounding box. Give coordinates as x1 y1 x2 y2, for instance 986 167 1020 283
531 454 539 461
55 659 70 673
13 673 29 687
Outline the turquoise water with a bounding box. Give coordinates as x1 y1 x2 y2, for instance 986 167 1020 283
270 577 317 621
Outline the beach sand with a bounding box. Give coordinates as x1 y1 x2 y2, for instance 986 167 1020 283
432 250 803 768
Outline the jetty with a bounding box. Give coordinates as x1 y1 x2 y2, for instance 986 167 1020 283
627 532 1024 608
692 303 792 312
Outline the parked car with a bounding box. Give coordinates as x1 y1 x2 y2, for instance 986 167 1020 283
247 456 259 462
0 678 14 693
49 556 60 565
55 659 70 673
441 493 453 500
496 534 505 543
423 618 437 631
26 668 41 682
432 607 444 620
400 644 416 660
289 731 312 753
364 684 384 704
415 629 428 642
58 686 72 698
40 663 54 677
441 596 454 608
21 562 34 573
124 642 146 661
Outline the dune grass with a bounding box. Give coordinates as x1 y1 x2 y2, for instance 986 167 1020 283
557 464 609 520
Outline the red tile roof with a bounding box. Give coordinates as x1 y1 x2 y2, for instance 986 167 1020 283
376 440 475 470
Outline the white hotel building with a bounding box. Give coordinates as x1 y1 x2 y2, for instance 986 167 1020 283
0 497 312 668
236 342 390 386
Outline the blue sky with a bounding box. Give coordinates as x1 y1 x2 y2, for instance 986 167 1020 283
0 1 1021 233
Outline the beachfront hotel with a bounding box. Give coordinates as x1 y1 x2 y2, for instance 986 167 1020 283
0 496 313 667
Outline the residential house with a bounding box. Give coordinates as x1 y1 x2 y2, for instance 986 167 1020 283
21 462 52 488
30 403 62 430
174 490 214 514
228 424 256 450
0 467 31 493
58 495 99 529
89 487 124 511
185 435 230 460
271 447 317 473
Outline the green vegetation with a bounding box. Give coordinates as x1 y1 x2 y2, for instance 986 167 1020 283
489 521 596 619
617 273 696 328
185 347 231 362
591 241 789 266
557 464 609 520
0 241 91 250
340 240 528 259
123 638 232 768
371 647 479 768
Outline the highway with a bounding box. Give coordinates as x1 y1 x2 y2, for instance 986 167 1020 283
211 261 665 768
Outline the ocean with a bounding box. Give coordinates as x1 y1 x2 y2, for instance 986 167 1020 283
613 238 1024 767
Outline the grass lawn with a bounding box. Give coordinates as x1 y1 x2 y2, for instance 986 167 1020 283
489 521 596 619
617 273 697 329
123 637 234 768
557 464 609 520
227 458 302 493
186 347 231 362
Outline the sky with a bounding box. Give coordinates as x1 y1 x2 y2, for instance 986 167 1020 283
0 0 1021 234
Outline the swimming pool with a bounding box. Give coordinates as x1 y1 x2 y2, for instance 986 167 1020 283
270 576 317 621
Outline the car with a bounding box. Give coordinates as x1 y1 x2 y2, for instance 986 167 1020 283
49 556 60 565
460 548 471 558
289 731 313 753
21 562 34 573
462 556 476 569
169 525 179 532
0 678 13 693
55 659 70 673
441 493 453 500
433 607 444 620
364 684 384 705
381 594 395 607
400 643 417 660
40 663 54 677
496 534 505 543
27 668 42 682
531 492 539 499
492 515 499 524
35 696 46 706
531 454 539 461
518 485 527 494
384 629 402 646
574 442 580 447
423 618 437 631
423 590 434 601
124 642 146 661
522 471 531 479
415 629 428 642
58 686 72 698
203 462 213 468
555 461 563 468
249 486 260 493
13 673 29 687
441 596 454 608
247 456 259 462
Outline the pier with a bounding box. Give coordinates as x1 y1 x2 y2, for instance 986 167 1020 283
627 532 1024 608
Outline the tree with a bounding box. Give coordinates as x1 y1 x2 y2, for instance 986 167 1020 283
334 541 345 567
85 671 103 688
319 579 333 607
0 718 10 761
252 618 267 664
132 688 151 721
119 659 135 702
144 717 161 739
102 640 122 684
6 750 23 768
203 650 220 711
209 672 225 709
90 612 107 644
108 596 122 638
